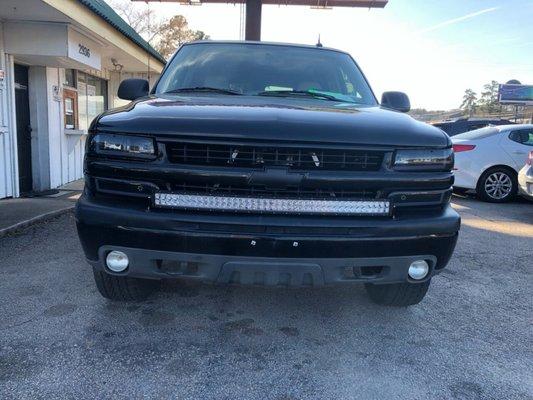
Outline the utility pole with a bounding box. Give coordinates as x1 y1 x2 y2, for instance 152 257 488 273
245 0 262 40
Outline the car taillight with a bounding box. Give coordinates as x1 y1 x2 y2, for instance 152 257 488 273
452 144 476 153
527 151 533 166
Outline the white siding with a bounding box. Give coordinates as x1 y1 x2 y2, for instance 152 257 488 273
47 67 86 188
0 23 15 199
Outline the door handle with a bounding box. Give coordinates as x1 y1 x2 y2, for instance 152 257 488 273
512 151 525 155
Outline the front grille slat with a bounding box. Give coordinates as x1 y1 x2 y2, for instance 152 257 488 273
168 182 377 200
165 142 385 171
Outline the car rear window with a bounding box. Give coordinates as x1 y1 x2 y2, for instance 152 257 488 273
453 127 499 140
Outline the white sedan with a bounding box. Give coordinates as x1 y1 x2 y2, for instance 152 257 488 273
451 124 533 202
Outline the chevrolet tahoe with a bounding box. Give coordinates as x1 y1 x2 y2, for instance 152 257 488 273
76 41 460 306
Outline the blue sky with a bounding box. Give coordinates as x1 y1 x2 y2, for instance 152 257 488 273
116 0 533 109
387 0 532 75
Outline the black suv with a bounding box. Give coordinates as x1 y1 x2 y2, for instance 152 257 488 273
433 118 514 136
76 41 460 306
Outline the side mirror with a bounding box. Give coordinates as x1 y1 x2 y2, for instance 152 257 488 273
381 91 410 113
118 78 149 101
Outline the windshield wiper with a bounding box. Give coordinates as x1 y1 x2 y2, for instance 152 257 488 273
164 87 242 95
257 90 344 102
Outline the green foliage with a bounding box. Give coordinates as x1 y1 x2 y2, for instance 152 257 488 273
478 80 500 113
460 89 477 116
155 16 210 60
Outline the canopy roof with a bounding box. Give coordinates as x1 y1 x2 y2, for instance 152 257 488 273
133 0 387 6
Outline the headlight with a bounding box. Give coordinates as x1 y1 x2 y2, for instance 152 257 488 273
90 133 155 159
393 148 453 171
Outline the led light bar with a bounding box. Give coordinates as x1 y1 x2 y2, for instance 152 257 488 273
154 193 390 216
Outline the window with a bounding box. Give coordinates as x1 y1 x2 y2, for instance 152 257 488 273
509 129 533 146
62 70 107 131
77 72 108 131
63 88 78 129
65 69 76 88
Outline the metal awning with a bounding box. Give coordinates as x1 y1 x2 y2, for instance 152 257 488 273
132 0 388 41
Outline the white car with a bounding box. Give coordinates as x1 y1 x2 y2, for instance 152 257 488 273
518 150 533 201
451 124 533 202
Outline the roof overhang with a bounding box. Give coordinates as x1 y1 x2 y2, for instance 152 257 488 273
0 0 164 73
42 0 164 73
133 0 387 6
4 22 104 71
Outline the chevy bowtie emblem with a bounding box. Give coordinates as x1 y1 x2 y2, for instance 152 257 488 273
230 149 239 163
310 152 321 167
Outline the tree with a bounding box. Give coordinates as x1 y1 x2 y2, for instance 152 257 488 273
155 16 209 59
460 89 477 117
110 0 165 44
478 80 500 114
110 0 209 60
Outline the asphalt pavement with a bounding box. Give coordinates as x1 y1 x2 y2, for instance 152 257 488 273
0 197 532 399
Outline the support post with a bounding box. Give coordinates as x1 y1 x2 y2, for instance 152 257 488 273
245 0 262 41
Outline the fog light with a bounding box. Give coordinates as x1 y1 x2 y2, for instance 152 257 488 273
106 251 129 272
408 260 429 280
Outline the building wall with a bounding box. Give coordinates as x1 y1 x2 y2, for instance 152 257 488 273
45 68 159 189
28 66 51 191
0 22 15 199
0 45 161 198
50 67 86 189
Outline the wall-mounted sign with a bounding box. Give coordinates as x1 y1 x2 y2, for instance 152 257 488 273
499 84 533 106
67 29 101 71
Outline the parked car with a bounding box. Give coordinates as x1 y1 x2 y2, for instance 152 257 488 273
452 124 533 202
76 41 460 307
433 118 514 136
518 150 533 201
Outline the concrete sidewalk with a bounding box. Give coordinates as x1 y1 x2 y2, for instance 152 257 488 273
0 179 83 237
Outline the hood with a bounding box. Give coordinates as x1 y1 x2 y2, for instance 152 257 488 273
94 95 451 148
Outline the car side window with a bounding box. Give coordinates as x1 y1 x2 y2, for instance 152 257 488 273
509 129 533 146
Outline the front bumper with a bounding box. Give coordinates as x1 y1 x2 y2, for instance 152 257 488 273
518 165 533 200
76 193 460 286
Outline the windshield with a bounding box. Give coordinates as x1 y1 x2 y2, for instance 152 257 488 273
155 43 377 105
453 127 500 140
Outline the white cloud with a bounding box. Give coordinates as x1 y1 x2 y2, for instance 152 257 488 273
411 7 499 36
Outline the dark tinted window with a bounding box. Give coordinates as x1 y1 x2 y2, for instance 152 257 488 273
156 43 376 105
509 129 533 146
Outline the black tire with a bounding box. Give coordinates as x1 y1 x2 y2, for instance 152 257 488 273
365 280 431 306
93 269 159 301
476 166 517 203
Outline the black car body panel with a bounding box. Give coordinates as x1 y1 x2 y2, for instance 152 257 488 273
433 118 515 136
77 41 460 289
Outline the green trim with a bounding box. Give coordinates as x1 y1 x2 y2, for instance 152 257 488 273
77 0 166 65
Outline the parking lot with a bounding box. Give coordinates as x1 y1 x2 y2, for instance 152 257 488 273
0 197 532 400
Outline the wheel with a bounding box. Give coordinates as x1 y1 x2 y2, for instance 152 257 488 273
365 280 431 306
476 167 517 203
93 269 159 301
